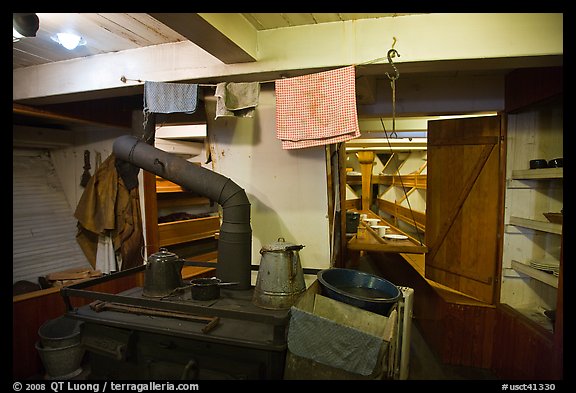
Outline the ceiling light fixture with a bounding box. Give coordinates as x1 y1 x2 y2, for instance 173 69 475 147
51 32 86 50
13 13 39 42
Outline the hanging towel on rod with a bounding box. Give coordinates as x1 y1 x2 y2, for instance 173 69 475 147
144 81 199 114
215 82 260 119
275 66 360 149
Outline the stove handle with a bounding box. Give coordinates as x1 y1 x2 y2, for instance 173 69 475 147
181 359 199 380
146 358 199 380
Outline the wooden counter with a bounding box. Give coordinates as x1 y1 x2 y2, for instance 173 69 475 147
347 211 427 263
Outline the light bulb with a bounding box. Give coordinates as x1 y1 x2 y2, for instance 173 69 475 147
53 33 86 50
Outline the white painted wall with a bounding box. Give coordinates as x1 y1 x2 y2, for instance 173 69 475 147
51 127 136 210
204 84 332 270
40 90 332 273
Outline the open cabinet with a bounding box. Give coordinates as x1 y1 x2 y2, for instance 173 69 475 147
500 94 563 330
490 67 563 379
345 148 427 235
144 172 220 254
424 67 563 379
377 150 427 240
343 142 429 260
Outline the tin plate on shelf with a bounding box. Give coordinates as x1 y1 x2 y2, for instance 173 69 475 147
384 234 408 241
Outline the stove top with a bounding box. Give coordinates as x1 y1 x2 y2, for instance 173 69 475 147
62 268 291 379
68 285 290 351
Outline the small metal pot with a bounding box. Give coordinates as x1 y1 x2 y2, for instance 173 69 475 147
548 158 563 168
190 277 238 301
529 159 548 169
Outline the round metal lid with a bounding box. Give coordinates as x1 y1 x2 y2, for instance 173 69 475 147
260 237 303 252
147 248 180 263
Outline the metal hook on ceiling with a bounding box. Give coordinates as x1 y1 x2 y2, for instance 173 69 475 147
385 48 400 81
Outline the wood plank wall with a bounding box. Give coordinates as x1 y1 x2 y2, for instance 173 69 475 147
367 251 561 378
440 303 495 368
367 252 496 369
492 304 560 380
12 272 142 379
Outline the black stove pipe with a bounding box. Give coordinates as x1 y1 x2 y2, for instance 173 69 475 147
113 134 252 290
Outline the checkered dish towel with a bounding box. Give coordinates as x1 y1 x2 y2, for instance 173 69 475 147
275 66 360 150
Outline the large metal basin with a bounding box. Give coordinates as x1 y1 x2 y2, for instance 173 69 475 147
317 268 401 316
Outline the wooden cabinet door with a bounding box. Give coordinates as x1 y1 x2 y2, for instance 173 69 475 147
425 115 504 304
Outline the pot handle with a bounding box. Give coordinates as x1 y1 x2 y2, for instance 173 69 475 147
288 249 303 279
285 245 304 251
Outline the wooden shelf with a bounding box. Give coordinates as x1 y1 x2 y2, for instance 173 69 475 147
377 174 427 189
511 167 563 180
346 173 363 186
510 260 558 288
157 193 211 209
156 175 203 193
513 304 554 334
347 218 428 254
495 66 563 379
158 216 220 247
508 216 562 235
347 173 427 189
376 199 426 232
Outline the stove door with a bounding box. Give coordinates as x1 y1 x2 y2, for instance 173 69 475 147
84 326 285 380
138 331 282 380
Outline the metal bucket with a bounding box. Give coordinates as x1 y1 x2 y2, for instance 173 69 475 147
38 316 82 349
35 340 85 379
36 316 85 379
252 238 306 310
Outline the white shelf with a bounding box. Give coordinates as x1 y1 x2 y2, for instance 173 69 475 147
508 216 562 235
511 167 563 180
513 304 554 334
155 124 207 140
510 260 558 288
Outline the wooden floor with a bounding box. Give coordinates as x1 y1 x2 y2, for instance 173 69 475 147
408 318 498 380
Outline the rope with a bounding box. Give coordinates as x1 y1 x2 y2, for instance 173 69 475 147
381 59 424 246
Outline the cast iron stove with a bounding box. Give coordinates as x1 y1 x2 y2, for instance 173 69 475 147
61 266 290 380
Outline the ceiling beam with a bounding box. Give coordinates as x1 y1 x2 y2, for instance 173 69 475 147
149 13 257 64
13 14 562 105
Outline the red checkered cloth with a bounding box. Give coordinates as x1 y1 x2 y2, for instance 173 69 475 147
275 66 360 149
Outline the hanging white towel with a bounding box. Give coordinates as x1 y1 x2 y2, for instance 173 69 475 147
144 81 199 114
95 233 117 274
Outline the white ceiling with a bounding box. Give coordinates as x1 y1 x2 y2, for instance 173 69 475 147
12 12 562 128
13 13 413 69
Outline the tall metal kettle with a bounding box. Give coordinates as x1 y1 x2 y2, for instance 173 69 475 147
252 238 306 310
142 248 184 298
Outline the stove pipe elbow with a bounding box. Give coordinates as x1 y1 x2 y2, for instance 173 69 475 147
113 135 252 290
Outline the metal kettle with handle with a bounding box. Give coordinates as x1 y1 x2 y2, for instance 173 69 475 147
142 248 184 298
252 237 306 310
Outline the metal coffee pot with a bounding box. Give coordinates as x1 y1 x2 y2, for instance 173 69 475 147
142 248 184 298
252 237 306 310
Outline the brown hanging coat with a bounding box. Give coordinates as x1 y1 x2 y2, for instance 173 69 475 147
74 153 144 270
